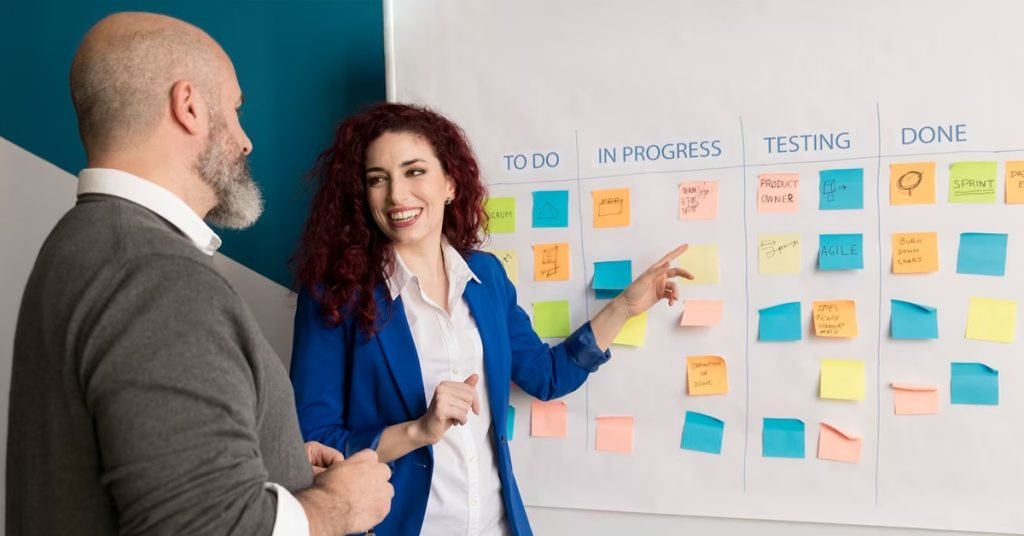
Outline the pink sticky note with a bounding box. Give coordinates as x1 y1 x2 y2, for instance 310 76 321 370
680 299 724 327
531 400 567 438
678 181 718 220
891 383 940 415
758 173 800 213
817 422 861 463
595 416 634 453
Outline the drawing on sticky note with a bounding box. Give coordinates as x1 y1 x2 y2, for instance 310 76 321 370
897 170 923 197
598 197 624 216
539 245 560 277
890 162 936 205
592 188 631 228
533 242 569 281
538 201 559 221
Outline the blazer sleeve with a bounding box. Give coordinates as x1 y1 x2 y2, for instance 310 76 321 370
290 289 384 457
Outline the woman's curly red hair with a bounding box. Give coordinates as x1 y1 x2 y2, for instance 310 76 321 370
294 103 488 334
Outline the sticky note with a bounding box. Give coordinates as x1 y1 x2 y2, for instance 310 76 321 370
892 232 939 274
758 173 800 213
679 181 718 220
817 422 862 463
613 312 647 347
889 162 936 205
957 233 1008 276
532 301 570 338
678 244 720 285
758 234 801 275
891 383 939 415
1006 161 1024 203
819 168 864 210
506 405 516 440
531 400 567 437
484 197 516 233
686 355 729 396
950 363 999 405
593 260 631 300
532 242 569 281
490 249 518 285
812 300 858 338
818 233 864 270
595 416 634 453
890 300 938 339
762 418 805 458
532 190 569 228
680 299 724 327
592 188 630 228
820 359 865 400
966 297 1016 343
949 161 997 203
758 302 802 341
681 411 724 454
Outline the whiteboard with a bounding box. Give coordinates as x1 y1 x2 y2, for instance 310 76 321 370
387 1 1024 533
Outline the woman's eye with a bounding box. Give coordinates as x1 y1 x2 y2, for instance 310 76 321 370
408 168 425 177
367 175 387 186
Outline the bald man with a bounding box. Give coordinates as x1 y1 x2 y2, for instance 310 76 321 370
7 12 392 536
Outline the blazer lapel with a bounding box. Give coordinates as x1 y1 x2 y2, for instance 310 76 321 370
374 288 428 419
463 280 508 429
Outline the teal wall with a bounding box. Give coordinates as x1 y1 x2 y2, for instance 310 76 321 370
0 0 387 287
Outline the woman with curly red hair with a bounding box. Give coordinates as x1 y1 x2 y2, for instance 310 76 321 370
290 102 691 536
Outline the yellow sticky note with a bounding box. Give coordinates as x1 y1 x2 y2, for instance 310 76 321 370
890 162 936 205
812 300 858 338
1006 161 1024 204
891 232 939 274
678 244 720 285
490 249 518 285
966 297 1017 343
820 359 865 401
686 355 729 395
613 312 647 347
592 188 630 228
532 243 569 281
531 400 567 438
595 416 634 453
679 181 718 220
758 234 801 275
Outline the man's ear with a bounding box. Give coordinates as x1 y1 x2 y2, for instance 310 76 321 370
169 80 204 136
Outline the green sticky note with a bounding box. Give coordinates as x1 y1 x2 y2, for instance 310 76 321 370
533 300 570 338
949 161 997 203
485 197 516 233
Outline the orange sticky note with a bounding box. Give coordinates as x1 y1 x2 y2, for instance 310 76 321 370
757 173 800 213
679 181 718 220
890 162 936 205
817 422 862 463
595 416 634 453
812 300 858 337
680 299 724 327
891 232 939 274
592 188 630 228
531 400 567 438
891 383 940 415
532 242 569 281
686 355 728 395
1007 161 1024 204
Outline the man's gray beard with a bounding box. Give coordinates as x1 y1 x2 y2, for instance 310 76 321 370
196 115 264 229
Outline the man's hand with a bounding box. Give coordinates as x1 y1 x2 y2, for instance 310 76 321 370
305 441 344 475
298 449 394 536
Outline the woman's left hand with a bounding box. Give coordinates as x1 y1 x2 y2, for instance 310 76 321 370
616 244 694 315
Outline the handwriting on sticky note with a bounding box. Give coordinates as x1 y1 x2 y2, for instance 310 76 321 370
531 400 567 437
485 197 516 233
678 181 718 220
686 355 728 396
759 234 801 275
818 422 862 463
613 312 647 347
891 383 939 415
819 168 864 210
681 411 725 454
678 244 720 285
592 188 630 228
966 297 1016 343
680 299 724 327
819 233 864 271
532 190 569 228
813 300 857 337
758 302 802 341
595 416 634 453
890 300 938 339
1006 161 1024 204
762 418 805 458
951 362 999 405
820 359 865 400
532 301 570 338
490 249 518 285
892 232 938 274
949 161 997 203
758 173 800 213
957 233 1008 276
889 162 936 205
532 242 569 281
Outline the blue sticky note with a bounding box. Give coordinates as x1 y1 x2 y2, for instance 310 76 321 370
532 190 569 228
819 168 864 210
819 233 864 270
506 405 516 440
593 260 631 291
951 363 999 405
758 302 802 341
762 418 805 458
595 289 619 300
891 300 938 339
957 233 1008 276
681 411 724 454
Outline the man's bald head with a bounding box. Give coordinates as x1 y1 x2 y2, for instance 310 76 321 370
70 12 226 155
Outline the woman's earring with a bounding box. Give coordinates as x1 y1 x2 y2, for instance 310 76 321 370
445 197 452 205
